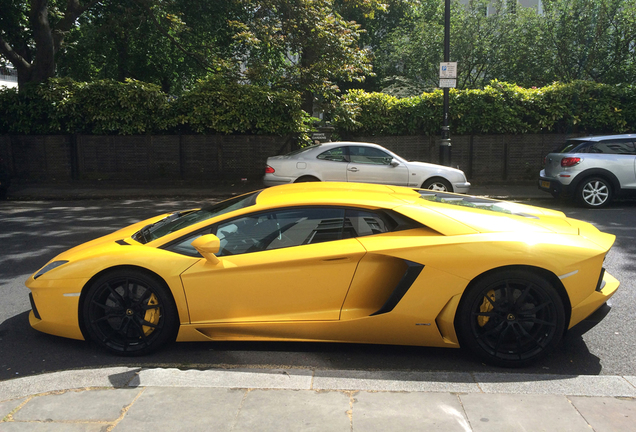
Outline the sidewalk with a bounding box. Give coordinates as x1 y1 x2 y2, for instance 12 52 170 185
1 367 635 431
5 181 548 201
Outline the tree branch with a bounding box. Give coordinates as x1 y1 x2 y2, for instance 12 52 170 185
53 0 102 52
0 34 31 72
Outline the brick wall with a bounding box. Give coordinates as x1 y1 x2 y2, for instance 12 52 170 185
0 133 573 184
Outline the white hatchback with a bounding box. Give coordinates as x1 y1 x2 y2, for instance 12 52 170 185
263 142 471 193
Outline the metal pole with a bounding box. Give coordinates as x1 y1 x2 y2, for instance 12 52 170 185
439 0 452 167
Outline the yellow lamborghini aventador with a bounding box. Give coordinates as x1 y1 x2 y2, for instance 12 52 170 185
26 182 619 367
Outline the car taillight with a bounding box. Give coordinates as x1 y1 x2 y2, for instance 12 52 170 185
265 165 275 174
561 157 581 167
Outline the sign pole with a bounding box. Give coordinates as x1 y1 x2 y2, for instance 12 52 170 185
439 0 452 167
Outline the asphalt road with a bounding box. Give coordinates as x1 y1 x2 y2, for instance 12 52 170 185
1 196 635 382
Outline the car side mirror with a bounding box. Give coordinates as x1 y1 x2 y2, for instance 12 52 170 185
191 234 221 264
390 158 400 167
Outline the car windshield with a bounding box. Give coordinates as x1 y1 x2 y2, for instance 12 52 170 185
132 191 261 244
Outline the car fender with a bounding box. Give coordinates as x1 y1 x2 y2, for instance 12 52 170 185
569 168 621 193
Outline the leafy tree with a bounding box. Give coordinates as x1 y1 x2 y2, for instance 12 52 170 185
541 0 636 84
0 0 105 88
374 0 636 92
231 0 373 113
56 0 243 93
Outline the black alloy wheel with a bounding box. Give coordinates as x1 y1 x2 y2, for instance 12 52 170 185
456 269 566 367
82 269 178 356
577 177 612 208
422 178 453 192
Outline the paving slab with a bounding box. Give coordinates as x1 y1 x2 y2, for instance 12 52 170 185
0 399 24 421
569 396 636 432
0 423 106 432
625 376 636 388
474 372 636 397
131 367 313 389
114 387 245 432
352 391 470 432
313 370 479 393
233 389 351 432
459 393 591 432
0 367 139 401
13 388 141 422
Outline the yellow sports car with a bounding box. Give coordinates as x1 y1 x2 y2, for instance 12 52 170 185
26 182 619 367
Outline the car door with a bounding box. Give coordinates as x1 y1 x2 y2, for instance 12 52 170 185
313 146 349 181
346 146 409 185
178 207 367 324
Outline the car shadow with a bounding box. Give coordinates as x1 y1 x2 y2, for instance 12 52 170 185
0 310 603 383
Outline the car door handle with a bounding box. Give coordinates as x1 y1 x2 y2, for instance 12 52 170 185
322 257 350 262
347 167 359 172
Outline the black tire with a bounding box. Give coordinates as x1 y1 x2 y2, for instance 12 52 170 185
422 178 453 192
294 176 320 183
455 269 566 368
82 269 178 356
576 177 612 208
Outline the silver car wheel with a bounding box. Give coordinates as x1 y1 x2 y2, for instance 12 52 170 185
422 178 453 192
578 178 611 208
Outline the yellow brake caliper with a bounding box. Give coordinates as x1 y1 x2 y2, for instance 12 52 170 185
142 294 161 336
478 290 496 327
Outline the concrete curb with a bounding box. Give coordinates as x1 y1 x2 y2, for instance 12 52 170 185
2 367 636 402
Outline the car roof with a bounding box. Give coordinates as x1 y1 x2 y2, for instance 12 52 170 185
310 141 384 150
569 134 636 142
255 182 418 208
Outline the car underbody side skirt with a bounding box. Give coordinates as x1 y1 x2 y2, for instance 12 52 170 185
370 261 424 316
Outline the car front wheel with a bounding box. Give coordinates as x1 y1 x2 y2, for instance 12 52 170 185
455 269 566 368
576 177 612 208
82 269 178 356
422 178 453 192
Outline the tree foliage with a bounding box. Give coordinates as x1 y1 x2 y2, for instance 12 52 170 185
230 0 373 112
374 0 636 92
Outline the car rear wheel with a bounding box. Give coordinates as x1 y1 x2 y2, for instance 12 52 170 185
576 177 612 208
82 269 178 356
455 269 566 367
294 176 320 183
422 178 453 192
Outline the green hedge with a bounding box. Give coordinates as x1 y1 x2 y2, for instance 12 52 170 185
332 81 636 136
1 78 634 136
0 77 309 135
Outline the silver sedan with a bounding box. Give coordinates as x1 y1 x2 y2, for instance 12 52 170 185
263 142 471 193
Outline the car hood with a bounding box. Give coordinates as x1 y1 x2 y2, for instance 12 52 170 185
406 161 464 175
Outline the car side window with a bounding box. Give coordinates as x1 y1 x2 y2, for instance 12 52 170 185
342 209 392 238
215 208 346 256
317 147 349 162
165 207 394 258
349 146 393 165
590 140 636 155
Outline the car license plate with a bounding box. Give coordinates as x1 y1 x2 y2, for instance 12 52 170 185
540 181 550 189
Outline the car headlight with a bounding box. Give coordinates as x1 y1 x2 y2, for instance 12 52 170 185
33 260 69 280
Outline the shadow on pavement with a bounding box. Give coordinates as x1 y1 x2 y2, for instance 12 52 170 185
0 308 603 383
